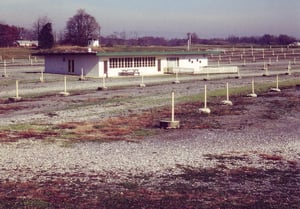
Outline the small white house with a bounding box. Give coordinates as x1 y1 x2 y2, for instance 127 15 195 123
37 50 211 77
16 40 38 47
88 39 100 47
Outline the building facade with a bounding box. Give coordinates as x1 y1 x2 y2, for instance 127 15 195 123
39 50 211 77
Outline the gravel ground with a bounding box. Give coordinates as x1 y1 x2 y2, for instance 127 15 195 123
0 61 299 208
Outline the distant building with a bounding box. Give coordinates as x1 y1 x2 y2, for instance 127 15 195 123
15 40 38 47
88 39 100 47
289 42 300 47
35 50 213 77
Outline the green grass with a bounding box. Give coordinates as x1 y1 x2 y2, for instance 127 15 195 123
177 78 300 103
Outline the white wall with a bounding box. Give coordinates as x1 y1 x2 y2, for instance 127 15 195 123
179 56 208 69
162 56 208 73
99 58 164 77
44 54 209 77
45 55 99 77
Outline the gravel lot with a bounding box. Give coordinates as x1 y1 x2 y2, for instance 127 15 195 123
0 58 299 208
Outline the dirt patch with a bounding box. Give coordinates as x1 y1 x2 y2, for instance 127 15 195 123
0 158 298 209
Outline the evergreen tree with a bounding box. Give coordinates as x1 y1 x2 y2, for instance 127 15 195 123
39 23 54 49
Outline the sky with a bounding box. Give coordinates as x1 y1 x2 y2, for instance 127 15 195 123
1 0 300 39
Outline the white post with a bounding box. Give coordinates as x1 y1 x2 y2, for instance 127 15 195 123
276 56 279 62
30 58 33 66
253 56 256 62
262 49 265 59
40 68 44 82
226 82 229 101
293 57 296 65
3 59 7 77
81 68 84 80
229 57 231 64
270 74 281 92
171 91 175 122
59 76 70 96
222 82 233 105
263 62 269 76
199 85 211 113
64 76 67 94
16 80 19 98
204 85 207 109
269 58 272 66
287 61 291 75
247 79 257 97
139 74 146 87
173 72 180 84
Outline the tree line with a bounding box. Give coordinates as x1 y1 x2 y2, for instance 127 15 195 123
0 9 298 48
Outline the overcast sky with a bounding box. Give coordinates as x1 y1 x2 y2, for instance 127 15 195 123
1 0 299 39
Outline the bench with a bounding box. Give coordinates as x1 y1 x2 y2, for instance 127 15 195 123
119 69 140 76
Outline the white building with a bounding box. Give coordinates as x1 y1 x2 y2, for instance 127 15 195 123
16 40 38 47
37 50 211 77
88 39 100 47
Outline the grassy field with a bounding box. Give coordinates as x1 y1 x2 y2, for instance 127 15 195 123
0 47 38 59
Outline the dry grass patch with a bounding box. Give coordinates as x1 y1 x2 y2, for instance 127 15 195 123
56 112 155 142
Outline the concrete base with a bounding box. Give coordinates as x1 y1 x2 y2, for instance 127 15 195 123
159 120 180 129
285 72 292 75
247 93 257 98
139 83 146 88
2 74 8 78
59 92 70 96
262 73 269 77
199 107 211 114
270 88 281 92
79 77 87 81
98 86 108 91
8 97 22 102
221 100 233 106
172 80 180 84
235 75 242 79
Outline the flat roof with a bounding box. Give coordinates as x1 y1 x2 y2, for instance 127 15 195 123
96 50 218 57
34 50 220 57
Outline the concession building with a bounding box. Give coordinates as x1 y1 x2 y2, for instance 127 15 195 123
37 50 213 77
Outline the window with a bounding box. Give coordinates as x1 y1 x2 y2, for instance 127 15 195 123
109 57 155 68
68 59 74 73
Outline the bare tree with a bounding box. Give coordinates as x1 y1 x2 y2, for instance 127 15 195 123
64 9 100 46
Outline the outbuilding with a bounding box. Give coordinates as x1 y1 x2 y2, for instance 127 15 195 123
37 50 212 77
